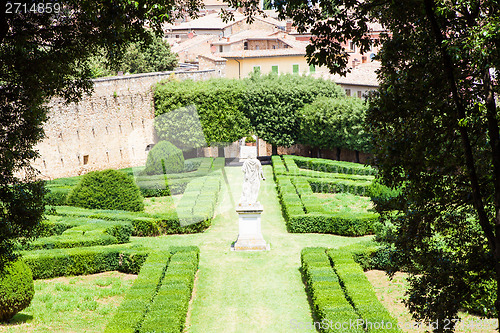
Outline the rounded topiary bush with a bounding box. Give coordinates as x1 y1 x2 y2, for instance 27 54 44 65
67 169 144 212
0 259 35 322
144 141 184 175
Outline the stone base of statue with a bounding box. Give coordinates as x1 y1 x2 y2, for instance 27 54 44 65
232 202 270 251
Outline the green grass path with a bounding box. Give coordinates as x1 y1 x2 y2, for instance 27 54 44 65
133 165 370 332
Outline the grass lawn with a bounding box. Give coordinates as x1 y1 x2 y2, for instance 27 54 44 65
0 271 136 333
313 192 374 214
366 270 497 333
131 165 371 332
1 165 371 333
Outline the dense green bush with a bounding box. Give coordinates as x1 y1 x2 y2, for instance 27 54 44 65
144 140 184 175
67 169 144 212
0 259 34 322
298 96 371 153
154 74 344 150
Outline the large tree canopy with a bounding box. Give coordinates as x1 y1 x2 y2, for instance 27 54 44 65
0 0 200 270
228 0 500 330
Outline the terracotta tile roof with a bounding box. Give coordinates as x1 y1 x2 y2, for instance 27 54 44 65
165 12 246 31
327 61 381 87
218 48 307 59
170 35 218 53
199 53 227 62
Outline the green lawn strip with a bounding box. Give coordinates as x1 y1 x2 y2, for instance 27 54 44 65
0 271 136 333
129 165 371 333
327 248 401 333
301 247 363 333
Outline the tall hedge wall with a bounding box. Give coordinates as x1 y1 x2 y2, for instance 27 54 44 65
154 74 345 149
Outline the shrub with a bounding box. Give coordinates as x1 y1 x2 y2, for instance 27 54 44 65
44 188 69 205
327 249 401 333
23 245 149 279
144 140 184 175
0 259 34 322
67 169 144 212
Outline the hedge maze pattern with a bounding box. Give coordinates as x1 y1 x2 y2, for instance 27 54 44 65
273 155 378 236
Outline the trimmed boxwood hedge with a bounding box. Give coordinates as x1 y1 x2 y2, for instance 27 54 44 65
273 155 378 236
67 169 144 212
22 244 149 279
105 247 199 333
327 249 401 332
301 247 401 333
290 155 376 176
301 248 363 333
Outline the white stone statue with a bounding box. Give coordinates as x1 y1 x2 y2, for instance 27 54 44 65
239 153 265 206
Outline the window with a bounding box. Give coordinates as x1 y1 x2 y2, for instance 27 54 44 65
253 66 261 73
345 89 351 96
255 45 260 50
272 45 276 49
309 64 316 73
292 64 299 74
272 65 278 74
357 91 362 98
349 41 355 52
83 155 89 165
244 41 248 50
219 45 223 52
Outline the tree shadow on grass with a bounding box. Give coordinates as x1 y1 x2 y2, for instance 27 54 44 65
2 313 33 326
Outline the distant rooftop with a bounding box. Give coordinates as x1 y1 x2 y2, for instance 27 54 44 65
329 61 381 87
218 48 307 59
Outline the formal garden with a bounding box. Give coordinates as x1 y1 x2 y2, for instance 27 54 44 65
0 74 497 333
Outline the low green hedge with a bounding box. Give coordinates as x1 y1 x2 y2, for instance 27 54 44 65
105 247 199 333
283 155 375 181
290 155 376 176
327 249 401 332
301 248 363 333
23 244 149 279
273 156 378 236
301 247 401 333
308 178 372 196
288 213 376 236
140 249 199 333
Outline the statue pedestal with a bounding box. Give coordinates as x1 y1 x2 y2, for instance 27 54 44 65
232 203 270 251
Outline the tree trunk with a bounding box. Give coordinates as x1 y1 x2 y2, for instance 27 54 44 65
272 144 278 155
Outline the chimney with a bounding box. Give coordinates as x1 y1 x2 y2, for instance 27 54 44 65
286 21 292 33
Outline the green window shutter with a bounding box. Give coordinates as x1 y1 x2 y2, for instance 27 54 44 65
309 64 315 73
272 65 278 73
293 64 299 73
